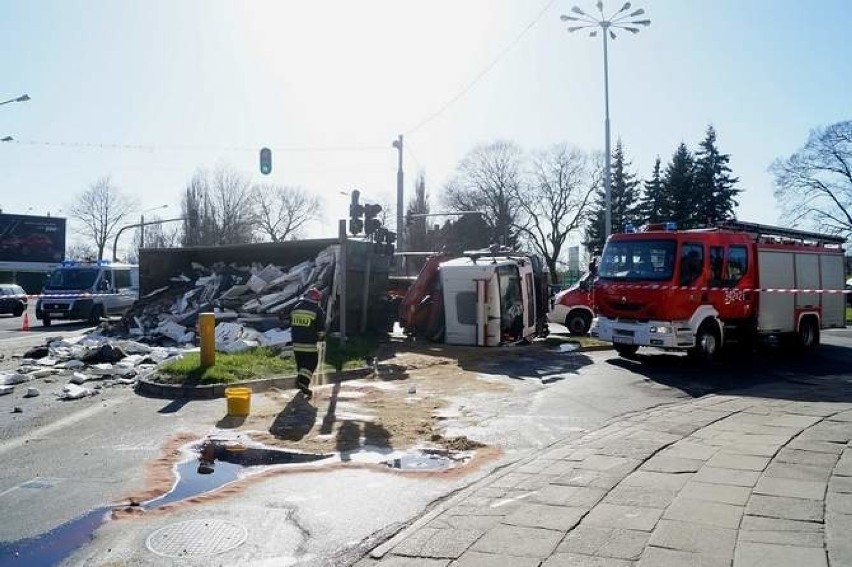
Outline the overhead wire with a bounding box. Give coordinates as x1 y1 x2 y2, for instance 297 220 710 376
404 0 558 137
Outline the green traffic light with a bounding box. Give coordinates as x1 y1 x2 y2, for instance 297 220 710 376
260 147 272 175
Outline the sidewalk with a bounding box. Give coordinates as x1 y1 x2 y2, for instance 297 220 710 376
358 377 852 567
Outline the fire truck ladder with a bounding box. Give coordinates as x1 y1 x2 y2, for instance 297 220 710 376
716 221 846 247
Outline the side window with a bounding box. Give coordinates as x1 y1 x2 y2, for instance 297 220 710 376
113 269 131 289
98 271 112 291
679 243 704 286
709 247 724 285
455 291 478 325
524 273 535 328
725 246 748 287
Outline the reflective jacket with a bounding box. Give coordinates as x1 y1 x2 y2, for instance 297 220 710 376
290 298 326 353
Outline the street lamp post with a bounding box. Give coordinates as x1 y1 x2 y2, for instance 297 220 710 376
561 2 649 239
392 135 404 253
0 94 30 107
139 204 169 249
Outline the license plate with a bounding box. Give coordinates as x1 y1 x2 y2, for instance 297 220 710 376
613 336 634 345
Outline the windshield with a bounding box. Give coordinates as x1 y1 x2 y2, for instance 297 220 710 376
45 268 99 291
599 239 677 282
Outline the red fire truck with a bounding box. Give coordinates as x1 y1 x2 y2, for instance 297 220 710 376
591 221 846 360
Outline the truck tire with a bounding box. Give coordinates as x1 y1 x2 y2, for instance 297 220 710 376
42 316 51 327
566 310 592 336
797 317 820 350
614 344 639 358
88 305 104 326
689 321 721 362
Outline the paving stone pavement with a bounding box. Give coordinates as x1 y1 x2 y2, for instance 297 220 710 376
357 379 852 567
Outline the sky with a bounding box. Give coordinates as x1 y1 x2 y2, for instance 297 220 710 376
1 0 850 257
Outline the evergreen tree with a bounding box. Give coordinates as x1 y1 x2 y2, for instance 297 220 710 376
662 143 698 228
405 172 430 252
640 157 667 223
694 125 740 225
584 141 641 253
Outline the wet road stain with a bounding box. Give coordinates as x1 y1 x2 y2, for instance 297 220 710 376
384 449 472 471
0 507 110 567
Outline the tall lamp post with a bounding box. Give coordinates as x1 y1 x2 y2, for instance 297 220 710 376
392 135 404 253
561 2 649 239
0 94 30 107
139 204 169 249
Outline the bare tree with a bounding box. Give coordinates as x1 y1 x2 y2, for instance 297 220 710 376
444 141 524 247
65 242 98 262
127 216 180 262
516 145 600 276
254 184 321 242
772 121 852 237
180 166 256 246
68 177 136 260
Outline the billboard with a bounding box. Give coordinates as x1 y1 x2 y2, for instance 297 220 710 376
0 214 66 263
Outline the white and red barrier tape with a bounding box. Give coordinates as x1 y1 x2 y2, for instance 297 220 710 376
18 293 125 300
599 284 851 294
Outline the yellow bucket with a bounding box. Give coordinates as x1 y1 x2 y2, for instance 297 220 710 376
225 387 251 417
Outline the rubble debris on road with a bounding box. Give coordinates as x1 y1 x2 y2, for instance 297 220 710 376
24 387 40 398
1 372 29 386
57 383 96 400
0 385 14 395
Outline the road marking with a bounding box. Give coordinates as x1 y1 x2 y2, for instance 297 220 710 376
0 397 127 458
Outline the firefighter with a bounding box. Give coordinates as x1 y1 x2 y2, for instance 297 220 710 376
289 287 326 399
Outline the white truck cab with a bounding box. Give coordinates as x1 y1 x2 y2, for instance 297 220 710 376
36 261 139 326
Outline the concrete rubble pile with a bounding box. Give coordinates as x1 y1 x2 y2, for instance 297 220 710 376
110 246 336 352
1 335 188 400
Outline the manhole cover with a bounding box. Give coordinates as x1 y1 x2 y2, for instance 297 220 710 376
145 518 247 558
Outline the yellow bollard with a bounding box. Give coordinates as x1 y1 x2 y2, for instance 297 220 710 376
199 312 216 368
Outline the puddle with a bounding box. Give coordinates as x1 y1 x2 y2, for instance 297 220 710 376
384 449 472 471
144 442 332 510
0 507 110 567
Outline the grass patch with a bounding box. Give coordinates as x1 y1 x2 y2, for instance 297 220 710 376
847 307 852 323
157 347 296 385
544 334 611 349
324 334 379 372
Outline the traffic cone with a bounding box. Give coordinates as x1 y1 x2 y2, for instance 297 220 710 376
21 312 30 332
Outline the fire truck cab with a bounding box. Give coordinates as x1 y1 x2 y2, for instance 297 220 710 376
591 221 845 360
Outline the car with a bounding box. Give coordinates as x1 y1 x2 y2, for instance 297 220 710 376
548 272 595 335
0 284 28 317
36 261 138 326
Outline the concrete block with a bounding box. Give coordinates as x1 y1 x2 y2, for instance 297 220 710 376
575 455 640 476
641 456 705 473
532 485 606 508
542 554 633 567
680 481 751 506
663 497 743 529
658 441 719 461
553 470 621 490
502 504 586 531
649 519 736 558
452 551 540 567
471 525 562 558
827 493 852 514
692 466 760 487
393 527 484 559
583 503 663 532
620 471 691 491
763 462 832 482
774 448 839 468
829 476 852 494
705 452 770 471
557 526 649 560
734 542 827 567
603 485 679 509
746 495 824 523
753 477 826 501
637 546 730 567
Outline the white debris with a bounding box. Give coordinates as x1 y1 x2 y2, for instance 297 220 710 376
219 339 259 353
58 383 93 400
0 373 29 386
28 369 56 379
89 364 116 376
62 360 86 370
156 321 189 343
24 387 40 398
0 385 14 395
247 274 267 294
35 357 58 367
258 328 292 348
69 372 90 385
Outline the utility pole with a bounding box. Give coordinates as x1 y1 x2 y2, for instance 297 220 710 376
392 135 404 253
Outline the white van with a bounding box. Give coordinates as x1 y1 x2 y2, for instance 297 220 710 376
36 261 139 326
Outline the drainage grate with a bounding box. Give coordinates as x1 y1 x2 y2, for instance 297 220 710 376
145 519 247 558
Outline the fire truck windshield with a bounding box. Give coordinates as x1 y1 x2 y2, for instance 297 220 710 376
599 239 677 282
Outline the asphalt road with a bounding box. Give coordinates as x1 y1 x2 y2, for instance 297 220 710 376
0 329 851 566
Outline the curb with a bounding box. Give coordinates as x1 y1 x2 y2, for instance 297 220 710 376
135 366 374 399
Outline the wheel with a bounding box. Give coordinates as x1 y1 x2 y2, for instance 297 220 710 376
88 305 104 325
13 302 24 317
614 344 639 358
566 310 592 336
689 321 721 362
797 317 820 350
42 316 52 327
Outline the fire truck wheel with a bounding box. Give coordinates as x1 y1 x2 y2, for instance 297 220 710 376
614 344 639 358
566 311 592 336
797 318 820 350
690 321 720 362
